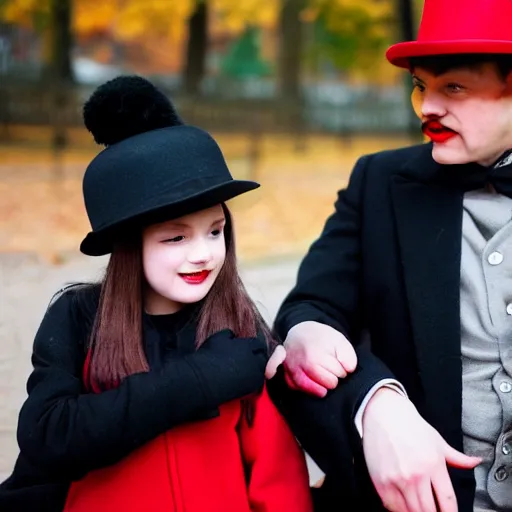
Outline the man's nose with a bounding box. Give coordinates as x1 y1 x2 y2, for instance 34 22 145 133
420 90 447 119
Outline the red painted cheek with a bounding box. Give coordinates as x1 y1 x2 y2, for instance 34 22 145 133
411 88 423 119
411 89 430 142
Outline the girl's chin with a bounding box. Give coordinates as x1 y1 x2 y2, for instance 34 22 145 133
168 286 212 304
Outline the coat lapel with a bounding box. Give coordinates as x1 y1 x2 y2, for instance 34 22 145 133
390 146 465 449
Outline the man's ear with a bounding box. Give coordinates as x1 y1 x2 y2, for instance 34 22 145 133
505 70 512 92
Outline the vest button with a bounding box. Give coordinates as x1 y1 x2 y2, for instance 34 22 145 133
495 467 508 482
488 251 504 265
500 381 512 393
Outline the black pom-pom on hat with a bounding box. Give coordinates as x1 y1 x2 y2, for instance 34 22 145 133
80 75 261 257
83 75 184 147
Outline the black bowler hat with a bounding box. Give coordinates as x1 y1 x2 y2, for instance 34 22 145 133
79 76 259 256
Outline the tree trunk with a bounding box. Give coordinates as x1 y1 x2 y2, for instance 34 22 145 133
183 0 208 96
396 0 418 134
397 0 415 42
278 0 305 100
48 0 74 83
46 0 74 165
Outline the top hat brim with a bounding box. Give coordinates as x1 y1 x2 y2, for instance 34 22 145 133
386 40 512 69
80 179 259 256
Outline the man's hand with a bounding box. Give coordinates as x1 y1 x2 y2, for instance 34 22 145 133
265 321 357 397
362 388 481 512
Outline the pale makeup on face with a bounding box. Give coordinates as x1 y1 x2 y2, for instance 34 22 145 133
142 204 227 315
411 63 512 166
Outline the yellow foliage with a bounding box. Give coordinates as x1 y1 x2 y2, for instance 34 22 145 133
3 0 396 40
309 0 392 28
2 0 47 26
209 0 395 39
211 0 279 33
2 0 195 42
73 1 117 34
113 0 195 40
75 0 195 41
1 0 403 81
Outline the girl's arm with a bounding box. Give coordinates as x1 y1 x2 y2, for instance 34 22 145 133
17 291 266 478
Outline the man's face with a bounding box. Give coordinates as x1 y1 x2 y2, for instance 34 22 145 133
412 62 512 166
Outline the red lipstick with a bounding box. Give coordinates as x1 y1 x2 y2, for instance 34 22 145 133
422 120 457 143
179 270 211 285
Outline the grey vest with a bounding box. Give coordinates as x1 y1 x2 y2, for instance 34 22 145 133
461 190 512 511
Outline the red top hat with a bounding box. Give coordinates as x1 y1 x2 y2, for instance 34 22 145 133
386 0 512 68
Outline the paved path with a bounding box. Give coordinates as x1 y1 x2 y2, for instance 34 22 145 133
0 253 324 484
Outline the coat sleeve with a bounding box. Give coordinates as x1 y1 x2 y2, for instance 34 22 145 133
270 155 398 473
17 291 266 478
0 452 69 511
267 345 396 479
238 385 313 512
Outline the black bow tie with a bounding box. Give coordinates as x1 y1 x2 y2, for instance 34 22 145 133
434 151 512 198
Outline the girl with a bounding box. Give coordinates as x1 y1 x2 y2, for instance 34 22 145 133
0 76 312 512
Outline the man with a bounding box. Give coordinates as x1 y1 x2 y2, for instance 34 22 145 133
266 0 512 510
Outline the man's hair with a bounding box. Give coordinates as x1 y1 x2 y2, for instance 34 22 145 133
409 54 512 79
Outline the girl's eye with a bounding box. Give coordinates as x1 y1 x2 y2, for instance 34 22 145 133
211 229 221 236
165 235 185 243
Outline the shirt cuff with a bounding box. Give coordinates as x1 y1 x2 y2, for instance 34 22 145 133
354 379 408 437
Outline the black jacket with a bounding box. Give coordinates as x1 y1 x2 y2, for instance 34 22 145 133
0 286 268 511
268 143 477 511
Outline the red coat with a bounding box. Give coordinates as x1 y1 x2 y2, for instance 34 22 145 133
63 383 313 512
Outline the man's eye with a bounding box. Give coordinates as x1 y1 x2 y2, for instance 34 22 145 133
412 82 425 92
446 83 464 93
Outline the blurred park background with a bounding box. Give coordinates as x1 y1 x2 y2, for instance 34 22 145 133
0 0 426 262
0 0 425 482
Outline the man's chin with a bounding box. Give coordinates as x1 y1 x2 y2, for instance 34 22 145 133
431 145 472 166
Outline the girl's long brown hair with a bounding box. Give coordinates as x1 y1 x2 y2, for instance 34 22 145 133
86 205 273 391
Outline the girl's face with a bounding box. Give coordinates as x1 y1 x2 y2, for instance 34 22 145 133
142 204 226 315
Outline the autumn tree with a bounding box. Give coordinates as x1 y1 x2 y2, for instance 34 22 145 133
0 0 73 82
213 0 398 94
306 0 394 75
211 0 277 32
278 0 306 99
1 0 196 76
1 0 412 92
211 0 304 97
395 0 421 132
221 25 271 79
48 0 73 83
183 0 209 96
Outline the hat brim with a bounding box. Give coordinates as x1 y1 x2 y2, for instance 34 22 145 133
80 179 259 256
386 40 512 69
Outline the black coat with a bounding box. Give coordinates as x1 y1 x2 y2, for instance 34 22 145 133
0 286 268 511
268 142 477 511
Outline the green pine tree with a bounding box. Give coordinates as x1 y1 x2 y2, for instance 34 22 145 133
221 25 271 79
